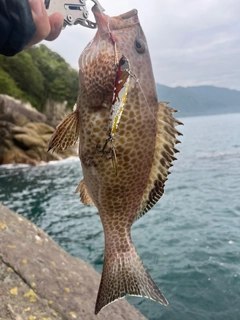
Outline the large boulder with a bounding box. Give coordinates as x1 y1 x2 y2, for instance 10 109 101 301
44 99 70 128
0 95 77 165
0 94 46 125
0 204 146 320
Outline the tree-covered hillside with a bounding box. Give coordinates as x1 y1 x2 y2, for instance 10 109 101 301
0 44 78 112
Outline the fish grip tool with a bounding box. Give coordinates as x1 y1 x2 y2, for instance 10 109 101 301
44 0 104 29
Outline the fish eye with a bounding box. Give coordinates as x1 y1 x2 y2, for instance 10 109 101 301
135 39 145 54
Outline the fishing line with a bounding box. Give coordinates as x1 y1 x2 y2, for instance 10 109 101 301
127 69 159 126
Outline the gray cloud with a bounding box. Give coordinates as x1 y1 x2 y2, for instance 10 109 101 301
44 0 240 90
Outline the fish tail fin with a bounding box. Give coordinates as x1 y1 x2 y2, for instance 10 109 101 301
95 242 168 314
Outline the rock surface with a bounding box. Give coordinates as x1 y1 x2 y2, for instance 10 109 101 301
43 99 70 129
0 204 146 320
0 95 77 165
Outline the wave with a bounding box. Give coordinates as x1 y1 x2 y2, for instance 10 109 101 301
0 163 31 170
198 150 240 159
43 156 79 166
0 156 79 170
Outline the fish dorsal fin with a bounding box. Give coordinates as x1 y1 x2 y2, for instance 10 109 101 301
135 102 183 221
75 179 95 206
48 110 79 153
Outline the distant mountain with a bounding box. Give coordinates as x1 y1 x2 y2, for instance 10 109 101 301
156 84 240 117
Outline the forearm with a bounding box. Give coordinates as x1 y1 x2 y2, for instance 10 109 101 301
0 0 63 56
0 0 36 56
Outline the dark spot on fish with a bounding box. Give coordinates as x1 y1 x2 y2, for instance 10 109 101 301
164 125 175 137
160 158 166 167
162 150 172 163
164 144 174 156
80 153 97 168
123 156 130 162
157 173 164 184
146 178 165 211
89 105 106 112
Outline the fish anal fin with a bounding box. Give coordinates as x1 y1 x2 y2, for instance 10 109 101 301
48 110 79 153
95 239 168 314
75 179 95 206
135 102 183 221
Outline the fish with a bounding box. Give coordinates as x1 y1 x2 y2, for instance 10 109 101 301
48 4 183 315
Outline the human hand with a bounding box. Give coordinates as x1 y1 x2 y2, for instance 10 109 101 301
26 0 64 48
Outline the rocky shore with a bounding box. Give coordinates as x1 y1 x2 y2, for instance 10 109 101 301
0 204 146 320
0 95 77 166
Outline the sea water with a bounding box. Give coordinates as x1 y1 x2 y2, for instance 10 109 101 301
0 113 240 320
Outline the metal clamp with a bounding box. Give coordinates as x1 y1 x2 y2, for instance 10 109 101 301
45 0 104 29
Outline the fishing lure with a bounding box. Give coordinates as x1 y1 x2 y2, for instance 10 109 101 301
97 55 131 174
109 55 130 142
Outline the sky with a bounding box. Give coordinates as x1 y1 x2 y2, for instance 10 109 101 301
43 0 240 91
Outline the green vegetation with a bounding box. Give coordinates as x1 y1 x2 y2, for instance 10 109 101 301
0 44 78 111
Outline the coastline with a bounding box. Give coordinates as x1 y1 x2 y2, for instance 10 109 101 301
0 203 146 320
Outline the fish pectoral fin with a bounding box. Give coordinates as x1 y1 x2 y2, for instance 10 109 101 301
135 102 183 221
48 110 79 153
95 240 168 314
75 179 95 206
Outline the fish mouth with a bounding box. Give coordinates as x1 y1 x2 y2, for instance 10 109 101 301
119 9 138 20
92 4 109 33
92 5 139 32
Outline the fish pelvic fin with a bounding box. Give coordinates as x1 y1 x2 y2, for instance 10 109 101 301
95 241 168 314
75 179 95 206
48 110 79 153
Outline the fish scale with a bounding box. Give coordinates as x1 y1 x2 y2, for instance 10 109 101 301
48 4 182 314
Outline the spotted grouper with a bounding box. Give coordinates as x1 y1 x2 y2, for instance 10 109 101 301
48 4 182 314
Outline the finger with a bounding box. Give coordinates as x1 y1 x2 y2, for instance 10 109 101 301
45 13 64 41
26 0 51 48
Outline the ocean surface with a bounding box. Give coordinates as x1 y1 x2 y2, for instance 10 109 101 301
0 113 240 320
